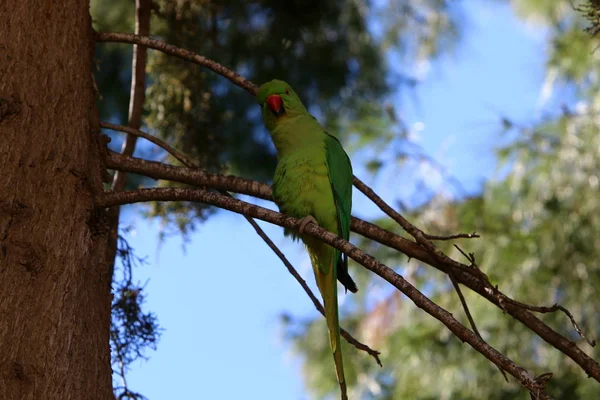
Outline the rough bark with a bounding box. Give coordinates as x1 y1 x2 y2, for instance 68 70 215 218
0 1 112 399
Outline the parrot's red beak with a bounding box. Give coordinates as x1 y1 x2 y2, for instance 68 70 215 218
266 94 285 116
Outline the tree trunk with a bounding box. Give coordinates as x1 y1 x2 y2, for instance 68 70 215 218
0 1 112 399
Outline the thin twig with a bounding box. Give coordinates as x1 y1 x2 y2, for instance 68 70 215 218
98 187 553 399
103 123 382 364
448 275 482 339
105 151 272 200
425 232 479 241
454 244 475 265
101 122 196 167
95 32 258 96
504 299 596 347
449 274 509 382
448 236 507 382
246 216 382 367
453 243 596 348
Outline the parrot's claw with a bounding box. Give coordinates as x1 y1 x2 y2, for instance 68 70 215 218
298 215 318 234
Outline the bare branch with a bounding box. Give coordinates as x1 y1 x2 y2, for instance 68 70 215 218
103 153 600 382
110 5 151 193
246 216 382 366
101 122 196 167
448 273 508 381
425 232 479 241
454 244 476 266
106 0 152 285
95 32 258 96
98 187 552 398
503 299 596 347
104 151 272 200
353 173 551 384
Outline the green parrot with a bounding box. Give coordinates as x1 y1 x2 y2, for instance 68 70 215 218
258 79 358 399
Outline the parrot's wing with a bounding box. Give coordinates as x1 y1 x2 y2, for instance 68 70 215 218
325 133 357 293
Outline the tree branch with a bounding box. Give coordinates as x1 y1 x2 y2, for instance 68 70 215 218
352 175 598 374
105 151 272 200
98 187 553 399
352 175 490 283
105 3 152 399
448 273 508 381
102 152 600 382
246 216 382 366
425 232 479 241
501 298 596 347
95 32 258 96
101 122 196 167
105 0 152 284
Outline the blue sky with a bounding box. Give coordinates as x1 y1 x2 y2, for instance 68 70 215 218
119 1 549 399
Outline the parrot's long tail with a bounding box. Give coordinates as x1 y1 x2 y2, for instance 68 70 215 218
308 243 348 400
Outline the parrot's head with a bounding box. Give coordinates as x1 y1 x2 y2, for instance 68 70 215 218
257 79 308 131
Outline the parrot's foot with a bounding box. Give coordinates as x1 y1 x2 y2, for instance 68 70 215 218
297 215 318 234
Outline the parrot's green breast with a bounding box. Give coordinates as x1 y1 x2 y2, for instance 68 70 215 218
272 148 338 239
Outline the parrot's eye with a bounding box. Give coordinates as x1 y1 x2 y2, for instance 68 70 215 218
285 88 290 95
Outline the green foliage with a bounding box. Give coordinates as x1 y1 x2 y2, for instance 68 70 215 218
111 233 161 400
